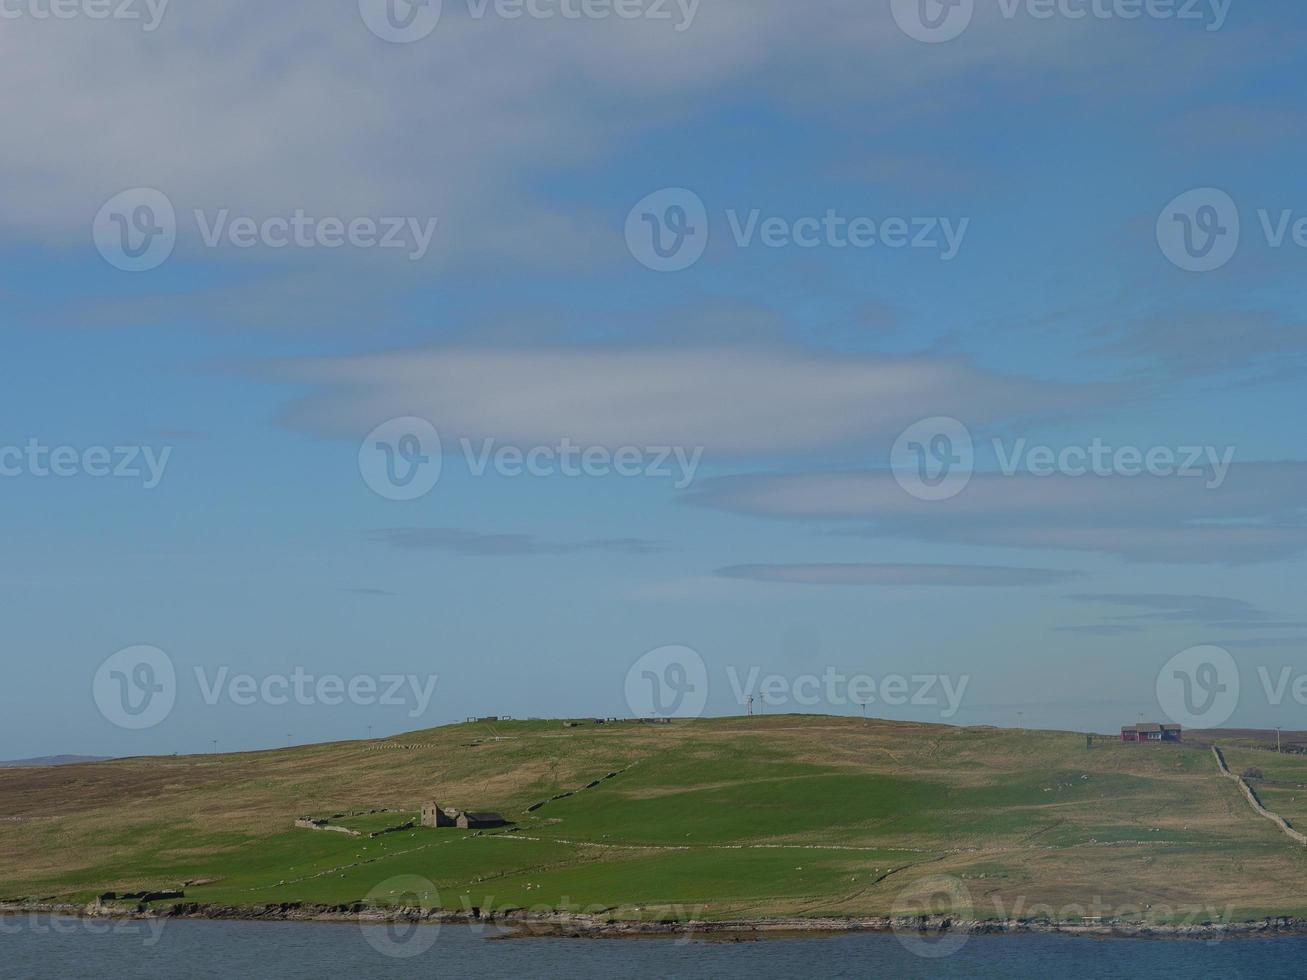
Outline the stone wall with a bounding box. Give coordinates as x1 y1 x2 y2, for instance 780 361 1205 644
294 818 361 837
1212 746 1307 846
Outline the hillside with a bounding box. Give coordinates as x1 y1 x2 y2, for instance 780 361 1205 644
0 755 113 769
2 716 1305 927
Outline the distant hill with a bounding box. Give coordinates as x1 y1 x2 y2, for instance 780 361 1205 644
0 755 111 768
2 716 1306 927
1187 729 1307 752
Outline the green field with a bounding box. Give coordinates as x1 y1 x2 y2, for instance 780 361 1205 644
2 717 1305 925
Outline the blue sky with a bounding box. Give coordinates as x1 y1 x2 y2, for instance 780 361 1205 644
2 0 1305 757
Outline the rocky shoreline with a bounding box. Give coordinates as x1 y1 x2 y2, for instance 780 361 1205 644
4 900 1307 941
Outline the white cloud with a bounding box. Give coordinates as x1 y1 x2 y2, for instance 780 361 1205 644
273 345 1106 455
0 3 809 252
0 0 1227 266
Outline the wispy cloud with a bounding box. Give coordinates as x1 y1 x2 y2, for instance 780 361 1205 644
1208 636 1307 650
1059 593 1307 639
718 563 1079 587
275 346 1114 456
369 527 663 557
1084 309 1307 383
690 465 1307 564
1051 624 1145 637
1066 593 1286 626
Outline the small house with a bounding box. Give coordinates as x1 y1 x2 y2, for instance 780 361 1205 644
1121 723 1182 743
422 801 507 829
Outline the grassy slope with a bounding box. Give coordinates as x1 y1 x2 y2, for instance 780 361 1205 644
1 716 1304 923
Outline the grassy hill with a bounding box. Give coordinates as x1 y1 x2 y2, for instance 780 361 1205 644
2 716 1305 926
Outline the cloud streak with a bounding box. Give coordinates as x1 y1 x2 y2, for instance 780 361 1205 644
275 346 1114 456
690 465 1307 564
369 527 663 556
717 563 1079 587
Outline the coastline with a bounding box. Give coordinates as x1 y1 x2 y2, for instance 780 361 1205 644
4 900 1306 942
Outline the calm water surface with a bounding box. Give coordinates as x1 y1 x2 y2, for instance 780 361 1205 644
3 916 1305 979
